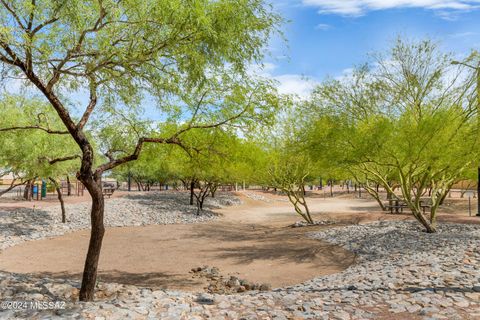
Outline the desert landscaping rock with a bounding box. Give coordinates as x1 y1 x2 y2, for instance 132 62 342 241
289 220 337 228
0 191 240 250
190 266 272 294
2 220 480 319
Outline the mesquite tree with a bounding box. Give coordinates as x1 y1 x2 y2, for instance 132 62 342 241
0 0 281 301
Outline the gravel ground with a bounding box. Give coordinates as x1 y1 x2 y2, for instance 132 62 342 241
1 220 480 319
0 191 240 250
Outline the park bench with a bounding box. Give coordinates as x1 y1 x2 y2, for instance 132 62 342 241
102 187 115 198
385 199 431 214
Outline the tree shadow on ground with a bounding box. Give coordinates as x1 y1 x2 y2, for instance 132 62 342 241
33 270 203 290
190 222 354 266
205 242 354 267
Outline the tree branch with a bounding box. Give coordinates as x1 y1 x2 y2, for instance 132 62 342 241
0 125 69 134
95 136 189 175
48 155 81 165
0 0 27 31
77 80 98 130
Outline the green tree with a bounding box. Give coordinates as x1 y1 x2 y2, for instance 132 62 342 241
0 0 281 300
305 39 478 233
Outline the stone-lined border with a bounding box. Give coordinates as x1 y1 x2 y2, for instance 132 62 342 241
2 220 480 319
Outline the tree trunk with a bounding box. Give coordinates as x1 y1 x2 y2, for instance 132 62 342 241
79 176 105 301
286 187 314 225
210 184 218 198
439 190 449 205
190 180 195 205
412 209 437 233
50 178 66 223
364 185 386 211
193 183 210 215
24 179 33 200
66 175 72 196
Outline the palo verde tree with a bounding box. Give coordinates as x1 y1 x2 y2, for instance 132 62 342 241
264 104 317 225
0 0 282 301
306 39 479 233
268 148 315 224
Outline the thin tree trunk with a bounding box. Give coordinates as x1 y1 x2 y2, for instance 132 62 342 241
439 190 449 205
66 175 72 196
190 180 195 205
24 179 32 200
49 178 66 223
363 185 386 211
79 176 105 301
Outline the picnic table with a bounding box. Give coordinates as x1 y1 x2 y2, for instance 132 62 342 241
385 199 431 214
102 187 115 198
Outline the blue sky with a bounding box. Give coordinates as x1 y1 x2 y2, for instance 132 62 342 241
263 0 480 97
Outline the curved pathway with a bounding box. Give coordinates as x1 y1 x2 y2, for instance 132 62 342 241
0 191 357 291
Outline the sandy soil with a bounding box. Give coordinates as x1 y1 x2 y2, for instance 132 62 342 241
0 190 478 292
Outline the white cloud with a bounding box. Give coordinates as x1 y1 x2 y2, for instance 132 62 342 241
315 23 332 30
249 63 319 98
274 74 319 97
302 0 480 16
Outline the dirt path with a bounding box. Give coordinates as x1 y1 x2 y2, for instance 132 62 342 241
1 191 477 292
0 192 359 291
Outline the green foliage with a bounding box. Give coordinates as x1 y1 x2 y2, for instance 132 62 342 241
0 95 80 180
303 38 479 232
